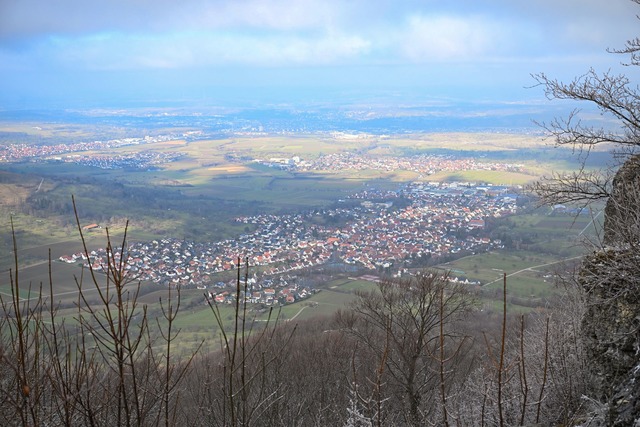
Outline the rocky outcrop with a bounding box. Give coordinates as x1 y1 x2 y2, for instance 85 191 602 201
581 154 640 426
580 249 640 394
603 154 640 246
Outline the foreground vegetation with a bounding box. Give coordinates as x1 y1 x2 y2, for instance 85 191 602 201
0 217 594 426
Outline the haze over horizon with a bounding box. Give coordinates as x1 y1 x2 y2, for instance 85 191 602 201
2 0 640 110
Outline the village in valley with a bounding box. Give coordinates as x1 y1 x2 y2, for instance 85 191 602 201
60 179 519 307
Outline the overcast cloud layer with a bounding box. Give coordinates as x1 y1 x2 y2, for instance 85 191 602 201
1 0 639 107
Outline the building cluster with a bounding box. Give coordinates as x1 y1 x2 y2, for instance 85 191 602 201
0 134 184 162
63 150 183 170
58 238 315 306
330 182 515 270
294 153 525 176
60 182 518 300
206 275 315 306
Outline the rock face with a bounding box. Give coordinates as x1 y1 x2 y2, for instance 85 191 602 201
603 154 640 246
581 154 640 426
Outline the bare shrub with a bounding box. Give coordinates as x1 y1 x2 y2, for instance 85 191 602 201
0 201 198 426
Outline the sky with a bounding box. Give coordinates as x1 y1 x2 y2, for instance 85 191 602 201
1 0 639 109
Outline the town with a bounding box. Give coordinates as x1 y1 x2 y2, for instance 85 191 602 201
258 151 526 177
0 132 196 163
60 180 519 306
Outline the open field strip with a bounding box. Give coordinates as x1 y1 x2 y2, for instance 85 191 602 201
156 139 187 146
0 122 97 140
156 276 378 336
378 133 551 151
426 170 537 185
207 165 251 173
481 254 584 287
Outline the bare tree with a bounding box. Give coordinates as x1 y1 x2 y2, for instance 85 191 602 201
0 201 200 426
336 271 475 426
531 9 640 208
182 257 298 427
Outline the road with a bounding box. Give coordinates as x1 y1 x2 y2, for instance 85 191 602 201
481 254 584 287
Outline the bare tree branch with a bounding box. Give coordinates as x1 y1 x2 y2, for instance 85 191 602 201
531 168 613 206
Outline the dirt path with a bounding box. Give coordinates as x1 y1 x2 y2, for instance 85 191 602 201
288 306 307 321
481 254 584 287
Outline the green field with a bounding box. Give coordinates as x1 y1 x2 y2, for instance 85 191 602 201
437 249 583 309
121 276 380 350
430 208 602 311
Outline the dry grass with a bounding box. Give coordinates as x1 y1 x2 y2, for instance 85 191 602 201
0 183 31 207
207 165 251 174
158 139 187 145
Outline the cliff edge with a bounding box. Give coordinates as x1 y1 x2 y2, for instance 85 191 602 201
580 154 640 426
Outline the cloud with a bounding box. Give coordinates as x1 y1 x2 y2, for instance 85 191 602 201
398 14 502 62
30 30 372 70
0 0 352 39
194 0 350 31
0 0 372 69
1 0 639 88
492 0 639 51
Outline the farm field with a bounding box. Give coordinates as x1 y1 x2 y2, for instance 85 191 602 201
436 210 599 310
